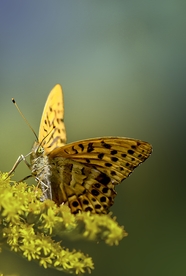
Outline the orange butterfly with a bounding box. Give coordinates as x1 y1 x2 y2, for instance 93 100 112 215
9 84 152 214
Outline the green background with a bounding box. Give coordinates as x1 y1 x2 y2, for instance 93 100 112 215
0 1 186 275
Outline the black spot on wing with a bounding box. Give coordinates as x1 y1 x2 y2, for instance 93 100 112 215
78 143 84 151
83 199 89 205
111 170 116 176
72 201 79 207
87 142 94 153
96 172 110 185
91 189 99 196
102 187 108 193
105 163 112 167
131 145 137 149
98 153 104 159
100 196 106 202
111 157 118 162
101 140 111 149
94 183 101 188
60 138 65 144
72 146 78 154
85 206 93 212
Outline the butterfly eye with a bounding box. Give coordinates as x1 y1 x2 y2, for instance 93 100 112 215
37 146 44 154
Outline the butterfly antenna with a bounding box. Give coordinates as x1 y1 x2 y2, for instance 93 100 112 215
39 126 56 147
12 98 38 140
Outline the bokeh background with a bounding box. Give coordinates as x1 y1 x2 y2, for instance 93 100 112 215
0 1 186 275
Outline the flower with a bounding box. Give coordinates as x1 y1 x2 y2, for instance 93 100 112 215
0 172 127 274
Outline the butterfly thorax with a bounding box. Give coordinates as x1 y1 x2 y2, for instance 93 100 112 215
30 141 52 200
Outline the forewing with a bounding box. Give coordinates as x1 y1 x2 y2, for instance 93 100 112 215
50 137 152 185
38 84 66 154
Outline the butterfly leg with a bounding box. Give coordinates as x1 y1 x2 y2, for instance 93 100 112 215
35 177 52 201
8 153 31 177
18 174 32 182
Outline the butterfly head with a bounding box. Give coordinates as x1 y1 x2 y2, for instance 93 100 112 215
30 141 45 159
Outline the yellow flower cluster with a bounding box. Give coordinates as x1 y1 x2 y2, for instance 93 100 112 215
0 172 127 274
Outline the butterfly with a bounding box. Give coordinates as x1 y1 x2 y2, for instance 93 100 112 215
9 84 152 214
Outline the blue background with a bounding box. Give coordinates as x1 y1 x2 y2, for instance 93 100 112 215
0 1 186 275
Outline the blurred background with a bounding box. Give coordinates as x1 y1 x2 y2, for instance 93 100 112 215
0 0 186 275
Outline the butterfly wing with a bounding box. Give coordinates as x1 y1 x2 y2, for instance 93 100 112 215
49 137 152 213
50 137 152 182
38 84 66 154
